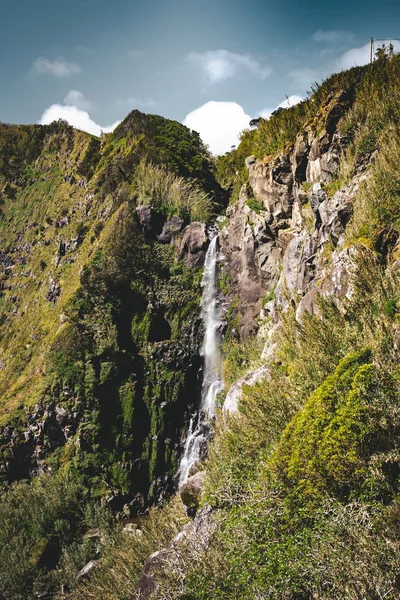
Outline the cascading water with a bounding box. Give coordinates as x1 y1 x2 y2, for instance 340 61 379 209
178 233 223 484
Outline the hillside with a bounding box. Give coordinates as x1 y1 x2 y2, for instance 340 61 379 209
1 46 400 600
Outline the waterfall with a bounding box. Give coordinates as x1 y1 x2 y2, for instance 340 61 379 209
178 234 223 485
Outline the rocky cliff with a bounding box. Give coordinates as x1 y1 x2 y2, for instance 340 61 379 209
0 113 222 512
127 50 400 600
3 49 400 600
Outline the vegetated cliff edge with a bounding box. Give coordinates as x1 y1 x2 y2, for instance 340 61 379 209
123 49 400 600
2 48 400 600
0 110 226 598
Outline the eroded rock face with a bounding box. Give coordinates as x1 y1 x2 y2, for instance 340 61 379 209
248 153 294 221
177 222 207 268
220 97 371 341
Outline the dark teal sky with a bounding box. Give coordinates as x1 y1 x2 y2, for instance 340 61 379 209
1 0 400 151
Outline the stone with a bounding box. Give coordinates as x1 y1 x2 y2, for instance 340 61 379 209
132 506 216 600
77 560 98 580
158 215 184 244
177 222 207 268
224 363 270 413
136 205 154 235
179 471 206 509
245 155 257 169
45 276 61 302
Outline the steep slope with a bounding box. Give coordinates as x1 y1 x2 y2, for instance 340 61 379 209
65 47 400 600
0 112 221 507
150 47 400 600
3 48 400 600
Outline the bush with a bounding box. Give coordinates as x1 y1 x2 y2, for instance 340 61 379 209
134 159 212 222
270 349 400 506
0 473 92 600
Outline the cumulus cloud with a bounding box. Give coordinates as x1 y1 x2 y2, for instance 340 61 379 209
184 101 251 155
187 49 271 85
260 95 304 119
338 40 400 70
33 57 81 78
312 30 355 44
63 90 92 111
39 104 120 137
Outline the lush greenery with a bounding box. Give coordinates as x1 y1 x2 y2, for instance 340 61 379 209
146 250 400 600
0 110 215 597
134 159 212 221
3 50 400 600
0 472 188 600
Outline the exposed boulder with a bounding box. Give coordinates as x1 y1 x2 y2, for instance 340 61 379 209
158 216 184 244
177 222 207 268
136 205 154 235
132 506 216 600
224 363 271 413
179 471 205 509
45 276 61 302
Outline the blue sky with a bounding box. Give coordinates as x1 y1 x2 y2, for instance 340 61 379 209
1 0 400 153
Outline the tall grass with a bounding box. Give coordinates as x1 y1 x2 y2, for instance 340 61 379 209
67 495 188 600
134 159 212 222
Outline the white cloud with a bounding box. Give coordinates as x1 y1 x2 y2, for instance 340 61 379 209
260 95 304 119
33 57 82 78
184 101 251 155
39 104 120 137
312 30 355 44
338 40 400 70
187 49 271 85
63 90 92 111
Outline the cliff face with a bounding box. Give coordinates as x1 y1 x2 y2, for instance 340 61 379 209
221 95 356 335
128 53 400 600
0 114 220 508
3 51 400 600
219 89 375 412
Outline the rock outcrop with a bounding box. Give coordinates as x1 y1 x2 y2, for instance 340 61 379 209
220 94 374 410
220 114 370 339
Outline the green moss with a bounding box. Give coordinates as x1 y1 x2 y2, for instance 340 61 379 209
270 349 397 505
245 197 264 213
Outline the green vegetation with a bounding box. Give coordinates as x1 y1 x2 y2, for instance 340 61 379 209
245 196 264 213
0 473 97 600
149 250 400 600
0 109 215 596
0 472 188 600
4 49 400 600
134 159 212 221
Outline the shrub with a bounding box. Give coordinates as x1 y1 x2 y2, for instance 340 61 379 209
134 159 212 222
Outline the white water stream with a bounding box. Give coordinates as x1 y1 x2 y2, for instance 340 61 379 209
178 234 223 484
